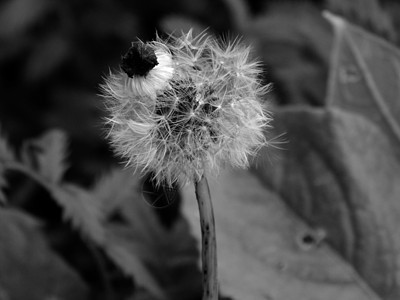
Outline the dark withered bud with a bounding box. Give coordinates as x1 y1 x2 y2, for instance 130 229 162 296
121 41 159 77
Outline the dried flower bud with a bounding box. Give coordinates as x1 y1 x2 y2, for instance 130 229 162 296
121 41 159 77
102 30 271 186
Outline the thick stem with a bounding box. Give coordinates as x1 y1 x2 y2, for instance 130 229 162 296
194 175 218 300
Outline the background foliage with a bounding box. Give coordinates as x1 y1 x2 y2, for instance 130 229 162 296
1 0 400 300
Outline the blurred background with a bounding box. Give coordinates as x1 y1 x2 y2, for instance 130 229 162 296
1 0 400 299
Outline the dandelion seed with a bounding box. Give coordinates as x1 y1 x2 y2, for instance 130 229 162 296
101 30 271 187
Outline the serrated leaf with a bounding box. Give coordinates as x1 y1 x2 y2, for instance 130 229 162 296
182 169 382 300
100 169 202 300
33 129 68 184
50 184 105 245
92 168 137 217
103 238 166 300
0 208 89 300
106 218 201 300
47 168 168 299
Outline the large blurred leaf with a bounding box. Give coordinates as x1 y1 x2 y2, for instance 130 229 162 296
325 13 400 152
325 13 400 297
254 106 400 299
182 169 381 300
0 209 88 300
245 13 400 300
326 0 396 42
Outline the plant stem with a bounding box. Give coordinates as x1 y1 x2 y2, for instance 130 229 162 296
194 175 218 300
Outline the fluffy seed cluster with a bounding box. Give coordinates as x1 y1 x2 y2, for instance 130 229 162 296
102 31 271 186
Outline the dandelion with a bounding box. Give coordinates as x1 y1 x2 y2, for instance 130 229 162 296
102 31 270 186
101 30 271 300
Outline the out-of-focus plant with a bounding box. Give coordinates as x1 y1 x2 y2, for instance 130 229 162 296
0 128 203 300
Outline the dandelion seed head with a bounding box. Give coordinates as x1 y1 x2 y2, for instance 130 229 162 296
102 30 272 186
